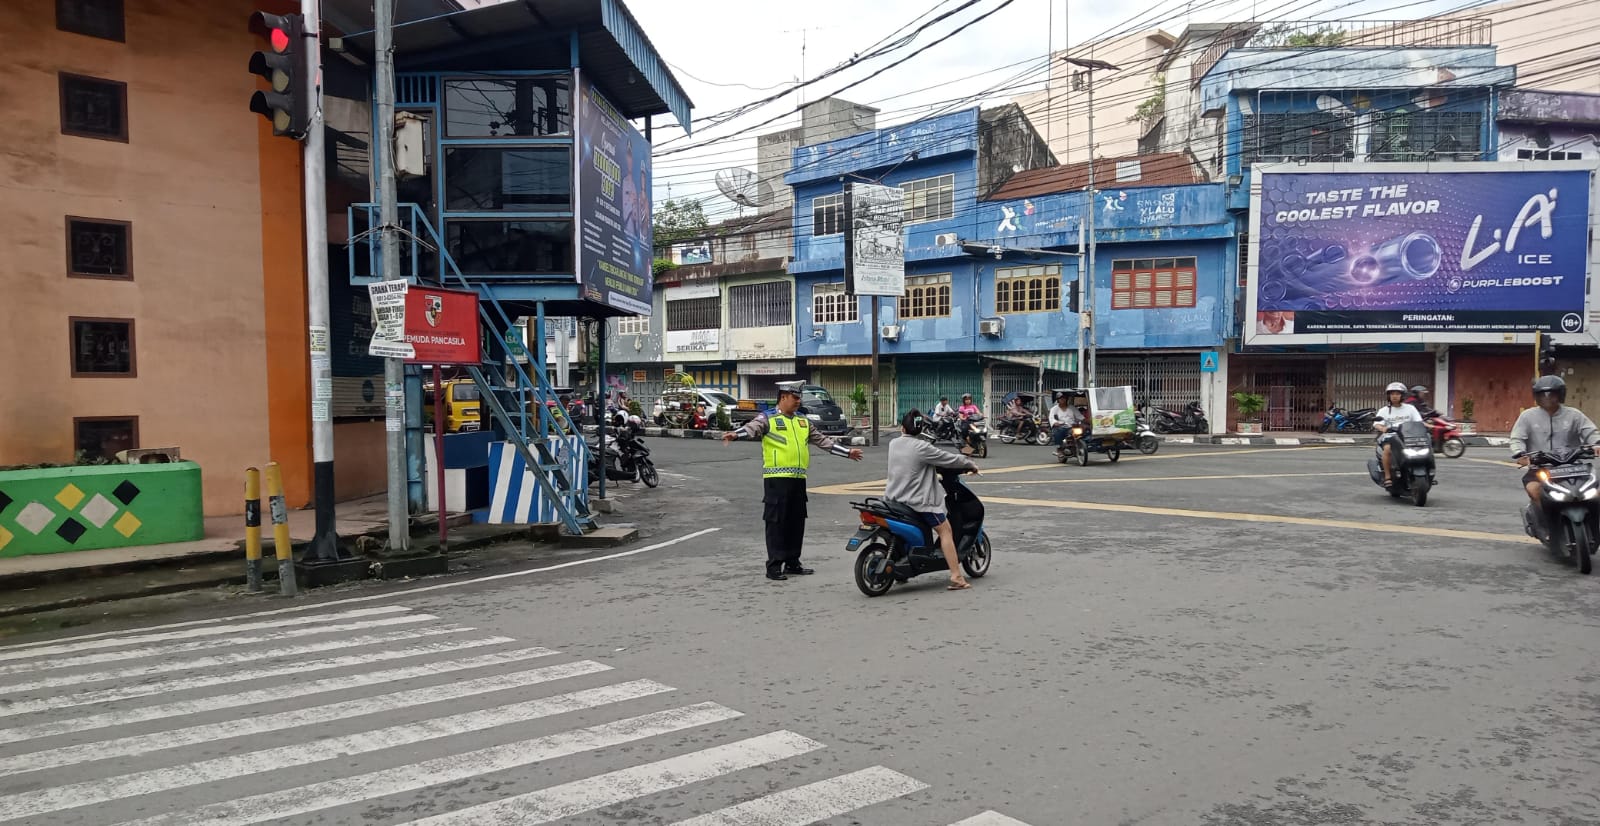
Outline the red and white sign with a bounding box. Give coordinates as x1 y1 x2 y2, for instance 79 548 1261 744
404 286 481 364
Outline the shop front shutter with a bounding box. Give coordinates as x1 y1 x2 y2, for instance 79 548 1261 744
895 358 984 417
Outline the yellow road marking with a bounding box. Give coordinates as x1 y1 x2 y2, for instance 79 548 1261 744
965 471 1364 486
978 495 1536 545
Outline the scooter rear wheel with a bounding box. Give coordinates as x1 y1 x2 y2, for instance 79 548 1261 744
639 462 659 488
854 543 895 597
1107 444 1121 463
1076 444 1090 466
1441 438 1466 459
1137 435 1159 455
1034 430 1052 446
961 534 992 579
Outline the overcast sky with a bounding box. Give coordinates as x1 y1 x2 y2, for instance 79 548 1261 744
625 0 1466 218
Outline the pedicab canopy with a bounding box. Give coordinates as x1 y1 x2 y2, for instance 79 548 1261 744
1089 386 1138 437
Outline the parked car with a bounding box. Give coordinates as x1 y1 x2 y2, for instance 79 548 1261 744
652 389 748 427
793 384 852 437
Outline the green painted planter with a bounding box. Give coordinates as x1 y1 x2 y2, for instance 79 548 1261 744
0 462 204 556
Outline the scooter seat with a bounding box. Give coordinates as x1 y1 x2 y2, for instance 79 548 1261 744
880 499 934 546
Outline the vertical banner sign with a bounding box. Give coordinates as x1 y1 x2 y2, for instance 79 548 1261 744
843 182 907 296
1248 167 1591 343
575 69 654 315
367 280 415 358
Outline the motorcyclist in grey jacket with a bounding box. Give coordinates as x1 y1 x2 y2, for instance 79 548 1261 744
885 409 979 590
1511 375 1600 508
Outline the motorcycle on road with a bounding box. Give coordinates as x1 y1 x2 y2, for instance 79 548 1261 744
957 415 990 458
1366 420 1436 506
1521 446 1600 575
846 468 991 596
1424 414 1466 459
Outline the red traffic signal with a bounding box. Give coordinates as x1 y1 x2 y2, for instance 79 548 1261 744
247 11 309 139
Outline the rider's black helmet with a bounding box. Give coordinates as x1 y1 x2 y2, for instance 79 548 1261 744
1409 385 1428 397
902 409 927 436
1533 374 1567 402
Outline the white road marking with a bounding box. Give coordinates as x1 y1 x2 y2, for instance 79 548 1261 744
0 624 463 693
407 730 828 826
949 813 1036 826
0 635 518 718
0 646 559 746
0 659 615 777
0 613 433 677
0 679 678 820
111 702 745 826
669 766 929 825
0 605 411 661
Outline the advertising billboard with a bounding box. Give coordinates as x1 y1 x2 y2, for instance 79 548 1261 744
1245 164 1594 345
844 182 906 296
574 70 654 316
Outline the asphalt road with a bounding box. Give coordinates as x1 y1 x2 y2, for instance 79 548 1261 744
3 435 1599 825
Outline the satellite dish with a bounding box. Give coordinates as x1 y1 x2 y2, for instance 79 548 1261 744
714 168 769 209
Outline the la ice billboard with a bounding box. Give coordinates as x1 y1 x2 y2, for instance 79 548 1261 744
1244 164 1594 344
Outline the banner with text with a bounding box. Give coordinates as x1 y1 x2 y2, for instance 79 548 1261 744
575 70 654 316
1247 166 1591 343
844 182 906 297
404 286 481 364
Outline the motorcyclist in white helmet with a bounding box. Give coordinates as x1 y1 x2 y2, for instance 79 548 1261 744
1373 381 1423 487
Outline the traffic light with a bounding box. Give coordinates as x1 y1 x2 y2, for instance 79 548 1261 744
1067 279 1080 313
1538 332 1557 374
248 11 309 139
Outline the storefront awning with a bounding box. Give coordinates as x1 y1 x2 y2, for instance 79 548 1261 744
806 355 875 366
985 351 1077 373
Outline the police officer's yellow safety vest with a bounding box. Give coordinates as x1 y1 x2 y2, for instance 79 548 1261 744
762 414 810 478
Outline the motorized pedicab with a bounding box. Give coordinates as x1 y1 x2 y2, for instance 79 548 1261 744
1053 386 1140 466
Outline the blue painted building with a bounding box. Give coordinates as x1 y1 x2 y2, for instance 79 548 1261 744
1195 36 1519 429
786 107 1236 418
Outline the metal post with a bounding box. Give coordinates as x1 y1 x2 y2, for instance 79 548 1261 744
244 468 263 593
1085 67 1098 388
301 0 339 561
264 462 299 597
374 0 408 552
1076 219 1086 386
597 317 608 500
870 297 880 446
433 364 449 553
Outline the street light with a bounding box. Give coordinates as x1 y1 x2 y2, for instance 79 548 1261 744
1063 56 1119 387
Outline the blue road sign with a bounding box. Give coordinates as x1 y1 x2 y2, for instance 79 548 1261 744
1200 351 1219 373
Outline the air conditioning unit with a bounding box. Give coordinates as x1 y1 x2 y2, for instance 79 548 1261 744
880 325 901 341
979 318 1004 337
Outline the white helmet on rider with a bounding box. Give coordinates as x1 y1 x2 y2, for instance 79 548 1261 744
1385 382 1407 394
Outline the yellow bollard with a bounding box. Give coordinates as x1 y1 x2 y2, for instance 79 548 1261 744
263 462 299 597
244 468 263 593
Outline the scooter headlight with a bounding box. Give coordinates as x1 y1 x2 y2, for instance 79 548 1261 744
1403 447 1430 458
1545 483 1571 502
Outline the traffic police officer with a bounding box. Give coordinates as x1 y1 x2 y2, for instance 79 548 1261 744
723 381 863 580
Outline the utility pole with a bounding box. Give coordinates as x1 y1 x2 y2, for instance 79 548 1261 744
374 0 409 552
301 0 340 561
870 297 880 446
1065 56 1119 388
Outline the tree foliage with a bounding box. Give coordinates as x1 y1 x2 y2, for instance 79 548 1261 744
653 199 709 246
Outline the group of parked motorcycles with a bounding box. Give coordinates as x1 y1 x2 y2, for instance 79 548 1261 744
586 409 659 489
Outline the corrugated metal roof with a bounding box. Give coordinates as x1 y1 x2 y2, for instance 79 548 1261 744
985 153 1202 200
328 0 692 130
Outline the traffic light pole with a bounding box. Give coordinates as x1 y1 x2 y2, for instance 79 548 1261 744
300 0 340 561
375 0 410 552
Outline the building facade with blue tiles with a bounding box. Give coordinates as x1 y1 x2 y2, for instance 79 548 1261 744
787 108 1238 427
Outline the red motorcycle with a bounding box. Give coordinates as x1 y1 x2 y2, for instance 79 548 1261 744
1424 414 1466 459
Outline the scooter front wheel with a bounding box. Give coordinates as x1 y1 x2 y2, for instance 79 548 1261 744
1034 430 1052 446
1441 438 1466 459
961 533 992 579
854 542 896 597
1574 522 1594 575
1076 444 1090 466
638 461 659 488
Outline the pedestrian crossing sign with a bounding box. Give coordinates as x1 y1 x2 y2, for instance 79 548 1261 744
1200 351 1219 373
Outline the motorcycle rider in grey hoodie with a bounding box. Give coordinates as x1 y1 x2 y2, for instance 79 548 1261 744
1511 375 1600 523
885 409 980 590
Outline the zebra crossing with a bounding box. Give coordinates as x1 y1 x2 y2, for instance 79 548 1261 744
0 604 1037 825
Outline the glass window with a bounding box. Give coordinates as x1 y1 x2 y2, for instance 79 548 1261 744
70 317 135 376
59 73 127 142
812 282 858 324
74 417 137 462
900 174 955 223
730 281 792 328
1368 110 1483 162
813 194 844 236
618 316 650 335
66 217 131 279
900 273 952 319
57 0 124 41
444 77 571 138
995 265 1061 314
445 220 572 275
444 146 571 212
803 389 835 405
1112 257 1198 309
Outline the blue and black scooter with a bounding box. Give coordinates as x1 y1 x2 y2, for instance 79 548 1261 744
846 468 992 596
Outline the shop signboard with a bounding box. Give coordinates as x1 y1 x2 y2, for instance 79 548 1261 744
1246 163 1594 345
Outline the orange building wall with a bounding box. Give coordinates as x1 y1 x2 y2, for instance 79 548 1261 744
1451 353 1532 433
0 0 308 515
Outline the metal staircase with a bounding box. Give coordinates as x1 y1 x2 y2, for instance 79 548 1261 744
350 203 596 535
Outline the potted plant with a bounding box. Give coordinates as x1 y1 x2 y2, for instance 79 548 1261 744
1458 398 1477 435
714 403 733 432
1232 390 1266 435
849 384 870 429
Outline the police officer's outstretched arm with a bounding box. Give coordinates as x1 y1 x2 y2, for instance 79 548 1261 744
809 428 863 461
723 413 767 444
